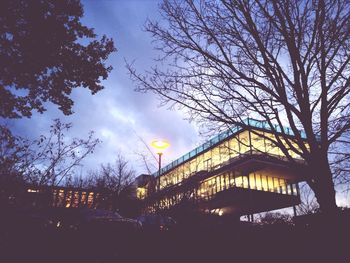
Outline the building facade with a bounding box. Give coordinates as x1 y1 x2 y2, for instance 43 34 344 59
136 119 306 218
26 185 112 210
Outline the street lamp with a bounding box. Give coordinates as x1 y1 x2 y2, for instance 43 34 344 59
151 139 170 190
151 139 170 173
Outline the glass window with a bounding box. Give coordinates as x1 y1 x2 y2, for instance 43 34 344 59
268 177 274 192
261 175 268 191
57 189 65 207
65 190 72 208
235 176 243 187
239 131 250 154
229 173 235 187
255 173 262 190
219 141 230 163
220 175 225 191
249 173 256 189
225 173 230 189
212 145 221 169
243 176 249 188
81 191 87 205
196 154 204 172
229 137 240 158
87 192 94 208
190 158 197 175
292 184 298 196
250 130 266 153
273 178 279 193
204 158 212 171
52 190 58 207
184 162 191 179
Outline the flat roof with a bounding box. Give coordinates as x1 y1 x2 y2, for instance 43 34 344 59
152 118 307 177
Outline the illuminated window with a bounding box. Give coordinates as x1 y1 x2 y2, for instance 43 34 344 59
292 184 298 196
137 187 147 199
249 174 256 190
72 191 79 208
52 190 58 207
261 175 268 191
268 177 274 191
239 131 250 154
235 176 243 188
219 142 230 163
57 189 65 207
154 128 304 200
212 145 221 169
81 192 87 206
196 154 204 172
87 192 94 208
204 158 212 171
229 137 240 158
184 162 191 179
65 191 72 208
220 175 225 191
250 130 266 153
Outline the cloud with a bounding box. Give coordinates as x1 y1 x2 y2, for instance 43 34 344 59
1 0 200 176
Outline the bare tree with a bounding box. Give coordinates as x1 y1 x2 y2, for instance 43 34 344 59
0 119 100 186
71 154 137 200
297 183 319 215
128 0 350 213
131 130 158 175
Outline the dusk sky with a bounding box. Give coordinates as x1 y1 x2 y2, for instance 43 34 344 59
2 0 202 176
1 0 348 207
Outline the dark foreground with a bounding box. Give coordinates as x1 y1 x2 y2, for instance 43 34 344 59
1 210 349 263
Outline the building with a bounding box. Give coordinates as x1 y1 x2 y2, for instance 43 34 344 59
25 185 111 210
136 118 307 219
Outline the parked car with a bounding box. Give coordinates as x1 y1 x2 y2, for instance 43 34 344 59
14 207 141 234
78 208 142 233
137 214 176 231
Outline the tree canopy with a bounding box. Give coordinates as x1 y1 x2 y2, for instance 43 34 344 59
0 0 116 118
128 0 350 213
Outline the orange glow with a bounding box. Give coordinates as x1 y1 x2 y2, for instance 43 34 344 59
151 139 170 154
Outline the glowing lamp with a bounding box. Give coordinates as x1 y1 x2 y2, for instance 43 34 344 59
151 139 170 154
151 139 170 183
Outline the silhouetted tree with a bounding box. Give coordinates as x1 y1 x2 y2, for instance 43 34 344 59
0 126 27 206
258 212 293 226
94 155 136 198
0 119 100 186
0 125 29 180
128 0 350 213
70 154 137 214
297 183 319 215
0 0 115 118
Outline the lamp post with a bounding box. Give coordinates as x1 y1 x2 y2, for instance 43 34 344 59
151 139 170 191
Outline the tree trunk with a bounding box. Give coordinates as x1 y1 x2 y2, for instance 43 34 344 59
310 161 338 214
